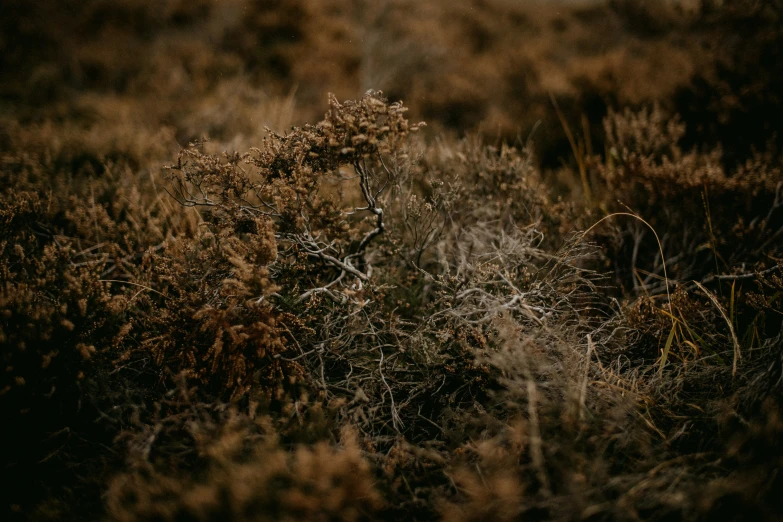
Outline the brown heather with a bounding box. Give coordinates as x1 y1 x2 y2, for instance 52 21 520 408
106 383 382 522
1 2 783 521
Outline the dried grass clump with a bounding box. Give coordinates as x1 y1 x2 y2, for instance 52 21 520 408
434 313 783 521
577 104 782 454
430 307 656 521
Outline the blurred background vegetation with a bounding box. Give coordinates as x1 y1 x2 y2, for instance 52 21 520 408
3 0 780 167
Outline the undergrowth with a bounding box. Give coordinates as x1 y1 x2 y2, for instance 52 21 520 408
2 2 783 521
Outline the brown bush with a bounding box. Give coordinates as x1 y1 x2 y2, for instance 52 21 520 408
107 385 382 522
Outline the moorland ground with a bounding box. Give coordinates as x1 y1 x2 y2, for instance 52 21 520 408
2 1 783 520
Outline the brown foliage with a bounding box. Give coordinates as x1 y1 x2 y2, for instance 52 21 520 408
2 3 783 521
107 385 382 522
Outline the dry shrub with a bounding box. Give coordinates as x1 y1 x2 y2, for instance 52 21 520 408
117 93 615 522
0 190 119 414
114 91 424 400
106 381 382 522
0 94 190 516
130 224 297 399
673 0 783 164
109 433 382 522
582 104 782 452
592 103 782 293
0 188 127 513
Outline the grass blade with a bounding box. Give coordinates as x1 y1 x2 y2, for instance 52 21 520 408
659 324 677 375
